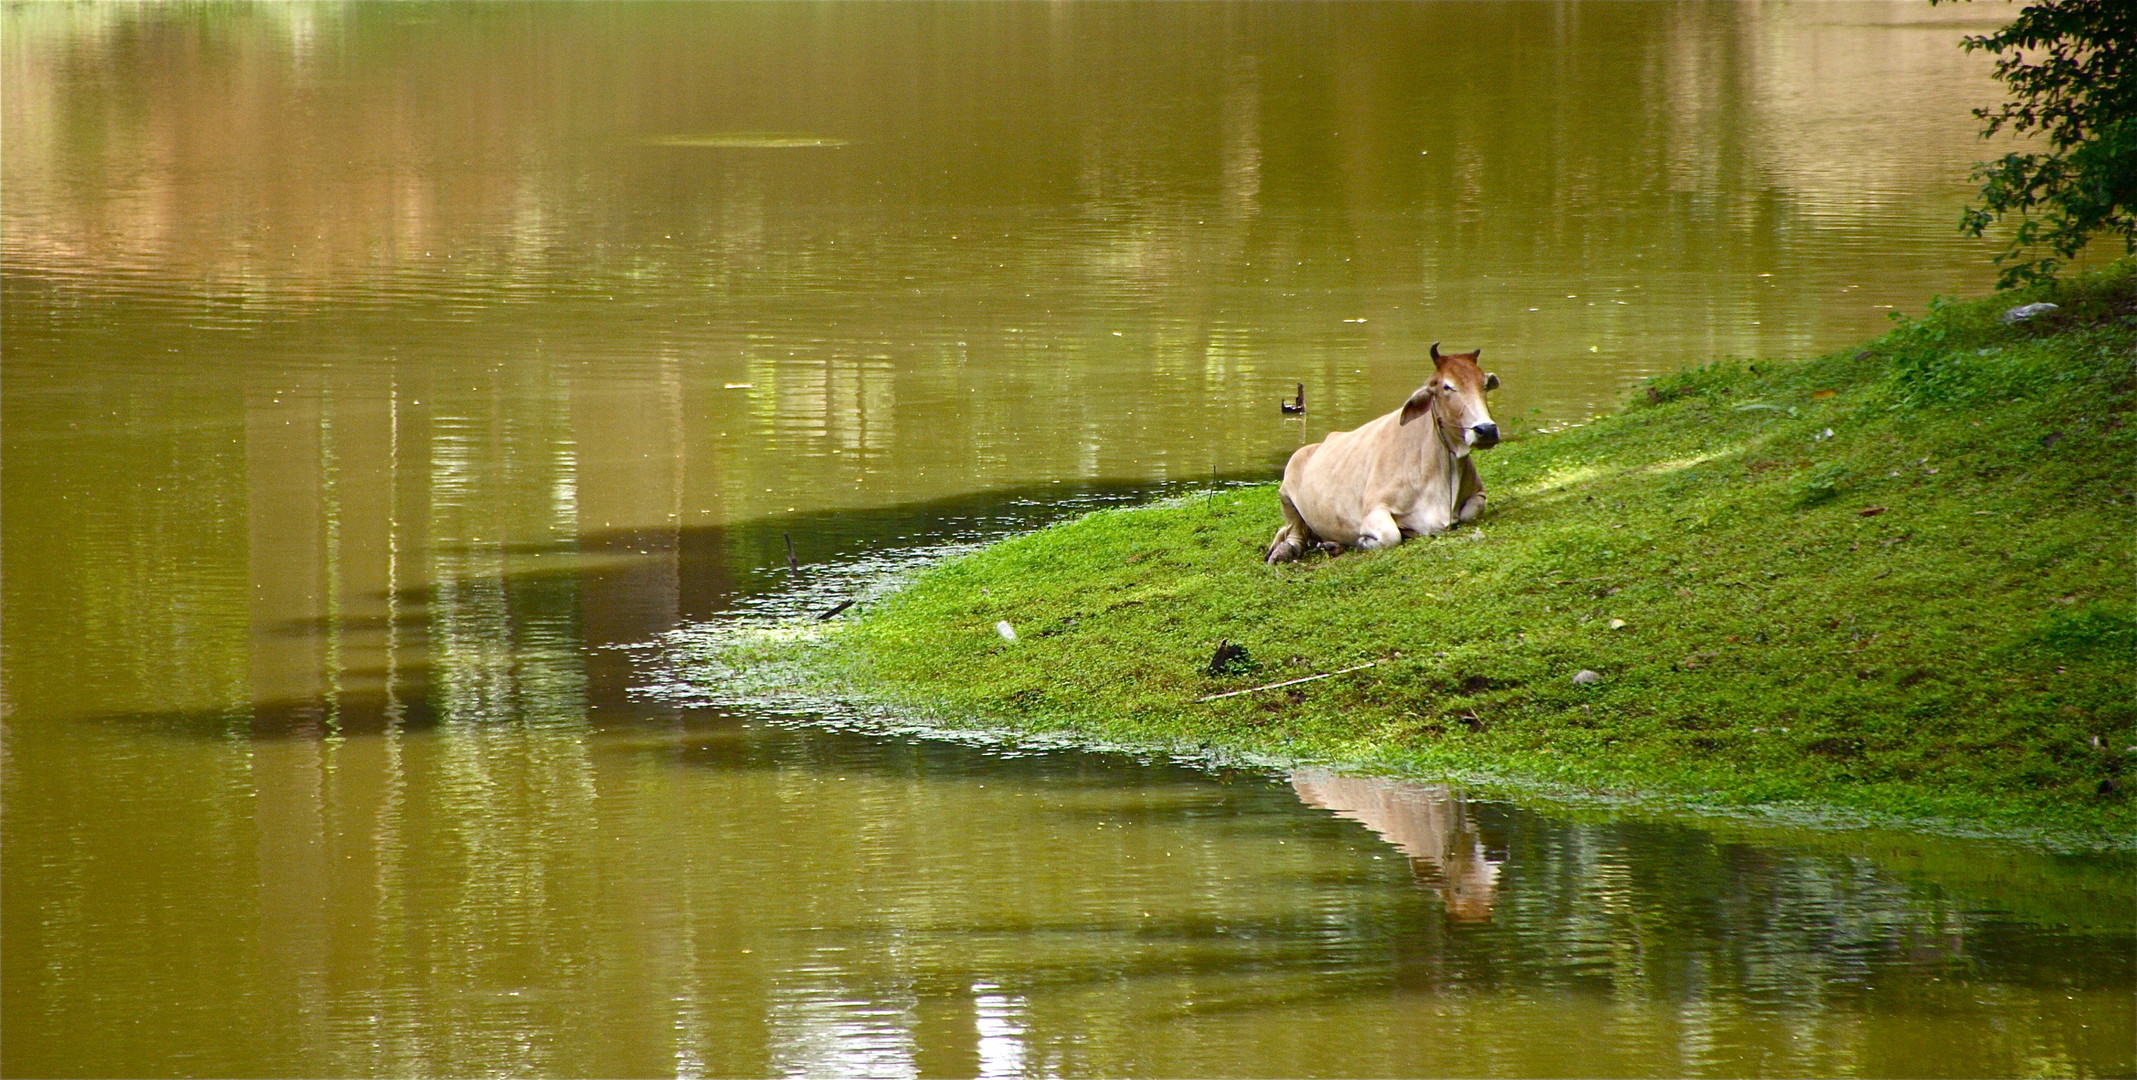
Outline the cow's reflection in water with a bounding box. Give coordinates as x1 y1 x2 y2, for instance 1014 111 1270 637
1290 772 1505 922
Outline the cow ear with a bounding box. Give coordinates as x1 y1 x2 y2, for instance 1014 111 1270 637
1484 372 1500 391
1399 385 1434 425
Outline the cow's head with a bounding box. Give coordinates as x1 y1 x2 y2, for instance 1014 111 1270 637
1400 342 1501 454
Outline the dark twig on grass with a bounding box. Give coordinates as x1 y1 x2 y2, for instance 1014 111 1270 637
1191 661 1379 703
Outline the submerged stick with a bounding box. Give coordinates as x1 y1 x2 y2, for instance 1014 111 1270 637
784 532 800 577
1191 661 1378 703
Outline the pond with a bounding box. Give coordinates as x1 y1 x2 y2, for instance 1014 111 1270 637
4 3 2130 1076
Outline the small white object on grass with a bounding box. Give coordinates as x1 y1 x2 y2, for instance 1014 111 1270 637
1572 669 1602 685
996 621 1017 642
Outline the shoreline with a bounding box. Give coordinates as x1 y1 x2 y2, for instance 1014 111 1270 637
686 264 2137 849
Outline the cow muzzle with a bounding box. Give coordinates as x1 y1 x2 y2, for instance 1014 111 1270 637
1470 422 1500 448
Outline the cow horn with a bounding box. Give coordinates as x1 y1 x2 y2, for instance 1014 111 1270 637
1429 342 1442 361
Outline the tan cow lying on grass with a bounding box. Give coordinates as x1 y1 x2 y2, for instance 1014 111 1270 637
1266 344 1501 564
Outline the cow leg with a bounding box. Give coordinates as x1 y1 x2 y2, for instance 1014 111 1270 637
1265 490 1314 565
1456 454 1487 524
1266 525 1305 564
1355 506 1404 550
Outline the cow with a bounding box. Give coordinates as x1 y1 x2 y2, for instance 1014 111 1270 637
1265 343 1500 565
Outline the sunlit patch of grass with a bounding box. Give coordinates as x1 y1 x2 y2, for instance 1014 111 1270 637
1510 464 1613 494
698 263 2137 846
1640 451 1738 476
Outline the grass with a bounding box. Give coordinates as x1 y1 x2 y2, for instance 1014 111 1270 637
691 265 2137 847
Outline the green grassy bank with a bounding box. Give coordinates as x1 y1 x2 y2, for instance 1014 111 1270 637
704 266 2137 846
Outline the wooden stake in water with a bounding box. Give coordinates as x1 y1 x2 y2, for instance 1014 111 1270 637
784 532 800 577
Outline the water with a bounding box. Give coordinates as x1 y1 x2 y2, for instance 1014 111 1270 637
4 3 2131 1076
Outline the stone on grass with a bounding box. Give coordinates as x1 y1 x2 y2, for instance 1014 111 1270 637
1572 669 1602 685
1999 302 2058 324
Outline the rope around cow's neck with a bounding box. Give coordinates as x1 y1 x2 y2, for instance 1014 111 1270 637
1434 404 1466 460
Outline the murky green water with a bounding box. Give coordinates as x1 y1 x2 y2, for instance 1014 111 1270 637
4 3 2131 1077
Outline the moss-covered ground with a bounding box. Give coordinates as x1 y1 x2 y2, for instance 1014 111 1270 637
697 266 2137 846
